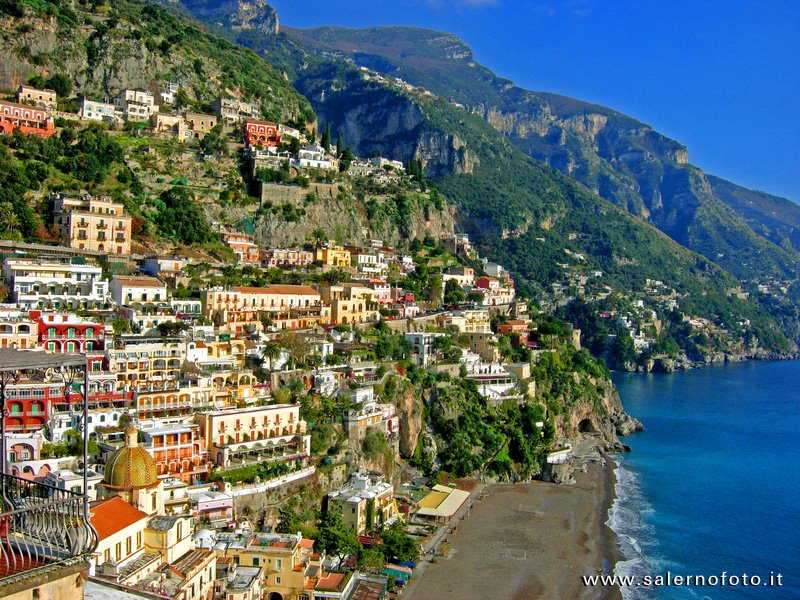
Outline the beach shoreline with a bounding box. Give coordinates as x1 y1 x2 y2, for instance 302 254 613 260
407 458 620 600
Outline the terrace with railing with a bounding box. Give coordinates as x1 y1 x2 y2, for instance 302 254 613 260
0 350 98 593
0 473 97 587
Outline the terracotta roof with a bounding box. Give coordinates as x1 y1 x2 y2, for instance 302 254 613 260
244 118 278 127
91 497 148 541
316 572 347 591
0 99 48 111
113 276 165 288
235 285 319 296
297 538 315 549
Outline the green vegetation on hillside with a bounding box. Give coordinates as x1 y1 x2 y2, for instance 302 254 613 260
1 0 315 126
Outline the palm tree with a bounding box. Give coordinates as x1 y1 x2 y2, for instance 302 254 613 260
310 228 328 247
261 340 282 371
0 202 19 235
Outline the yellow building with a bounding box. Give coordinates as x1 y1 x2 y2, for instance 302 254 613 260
90 496 155 579
107 337 187 390
144 515 196 564
464 331 500 363
439 308 492 333
327 470 399 535
0 312 37 349
201 338 247 369
212 532 324 600
203 285 329 335
316 245 351 267
51 193 133 255
317 282 379 325
194 404 310 468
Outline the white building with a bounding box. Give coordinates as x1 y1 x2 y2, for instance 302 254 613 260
160 82 179 105
2 258 111 310
45 468 104 500
405 332 444 367
113 89 158 121
464 361 522 403
110 275 168 306
79 97 118 122
292 144 335 170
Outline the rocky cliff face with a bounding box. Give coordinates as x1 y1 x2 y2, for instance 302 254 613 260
0 15 159 97
415 130 477 177
252 182 456 249
178 0 279 34
395 383 424 459
0 3 308 123
552 377 642 449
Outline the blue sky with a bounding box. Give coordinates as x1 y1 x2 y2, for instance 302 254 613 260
269 0 800 202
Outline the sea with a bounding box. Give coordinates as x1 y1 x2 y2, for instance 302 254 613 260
608 360 800 599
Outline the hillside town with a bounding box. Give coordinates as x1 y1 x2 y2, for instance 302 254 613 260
0 80 566 600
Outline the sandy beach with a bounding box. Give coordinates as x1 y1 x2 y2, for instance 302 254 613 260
407 461 620 600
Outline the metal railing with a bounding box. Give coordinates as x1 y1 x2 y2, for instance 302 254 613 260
0 473 97 585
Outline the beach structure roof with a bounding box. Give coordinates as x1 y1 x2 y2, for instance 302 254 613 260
416 485 470 519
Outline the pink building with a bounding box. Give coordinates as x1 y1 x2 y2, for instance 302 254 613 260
261 249 315 269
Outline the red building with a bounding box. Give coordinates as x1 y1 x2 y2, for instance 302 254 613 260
32 311 108 355
496 319 530 347
242 118 280 147
0 100 55 138
496 319 528 335
4 374 131 433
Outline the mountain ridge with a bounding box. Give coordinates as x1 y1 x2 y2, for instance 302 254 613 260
286 25 799 280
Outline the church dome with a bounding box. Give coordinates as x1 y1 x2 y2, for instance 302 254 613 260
102 425 159 491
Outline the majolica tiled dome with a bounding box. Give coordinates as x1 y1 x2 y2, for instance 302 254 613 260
102 425 158 490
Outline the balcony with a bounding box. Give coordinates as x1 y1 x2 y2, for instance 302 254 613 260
0 473 97 587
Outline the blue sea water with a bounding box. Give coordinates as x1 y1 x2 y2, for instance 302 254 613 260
608 360 800 599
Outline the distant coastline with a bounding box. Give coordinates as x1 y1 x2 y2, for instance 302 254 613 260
618 347 799 374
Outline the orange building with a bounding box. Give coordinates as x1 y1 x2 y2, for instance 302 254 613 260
141 423 211 482
0 100 55 137
51 193 133 255
222 231 260 264
242 119 280 147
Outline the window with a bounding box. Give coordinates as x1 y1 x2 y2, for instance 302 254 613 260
253 557 259 566
275 576 281 584
115 542 121 561
137 532 142 547
126 537 132 555
104 549 110 563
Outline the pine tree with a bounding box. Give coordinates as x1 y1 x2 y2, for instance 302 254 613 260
336 132 344 157
321 124 332 152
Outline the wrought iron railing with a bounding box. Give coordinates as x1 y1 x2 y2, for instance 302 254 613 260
0 473 97 585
